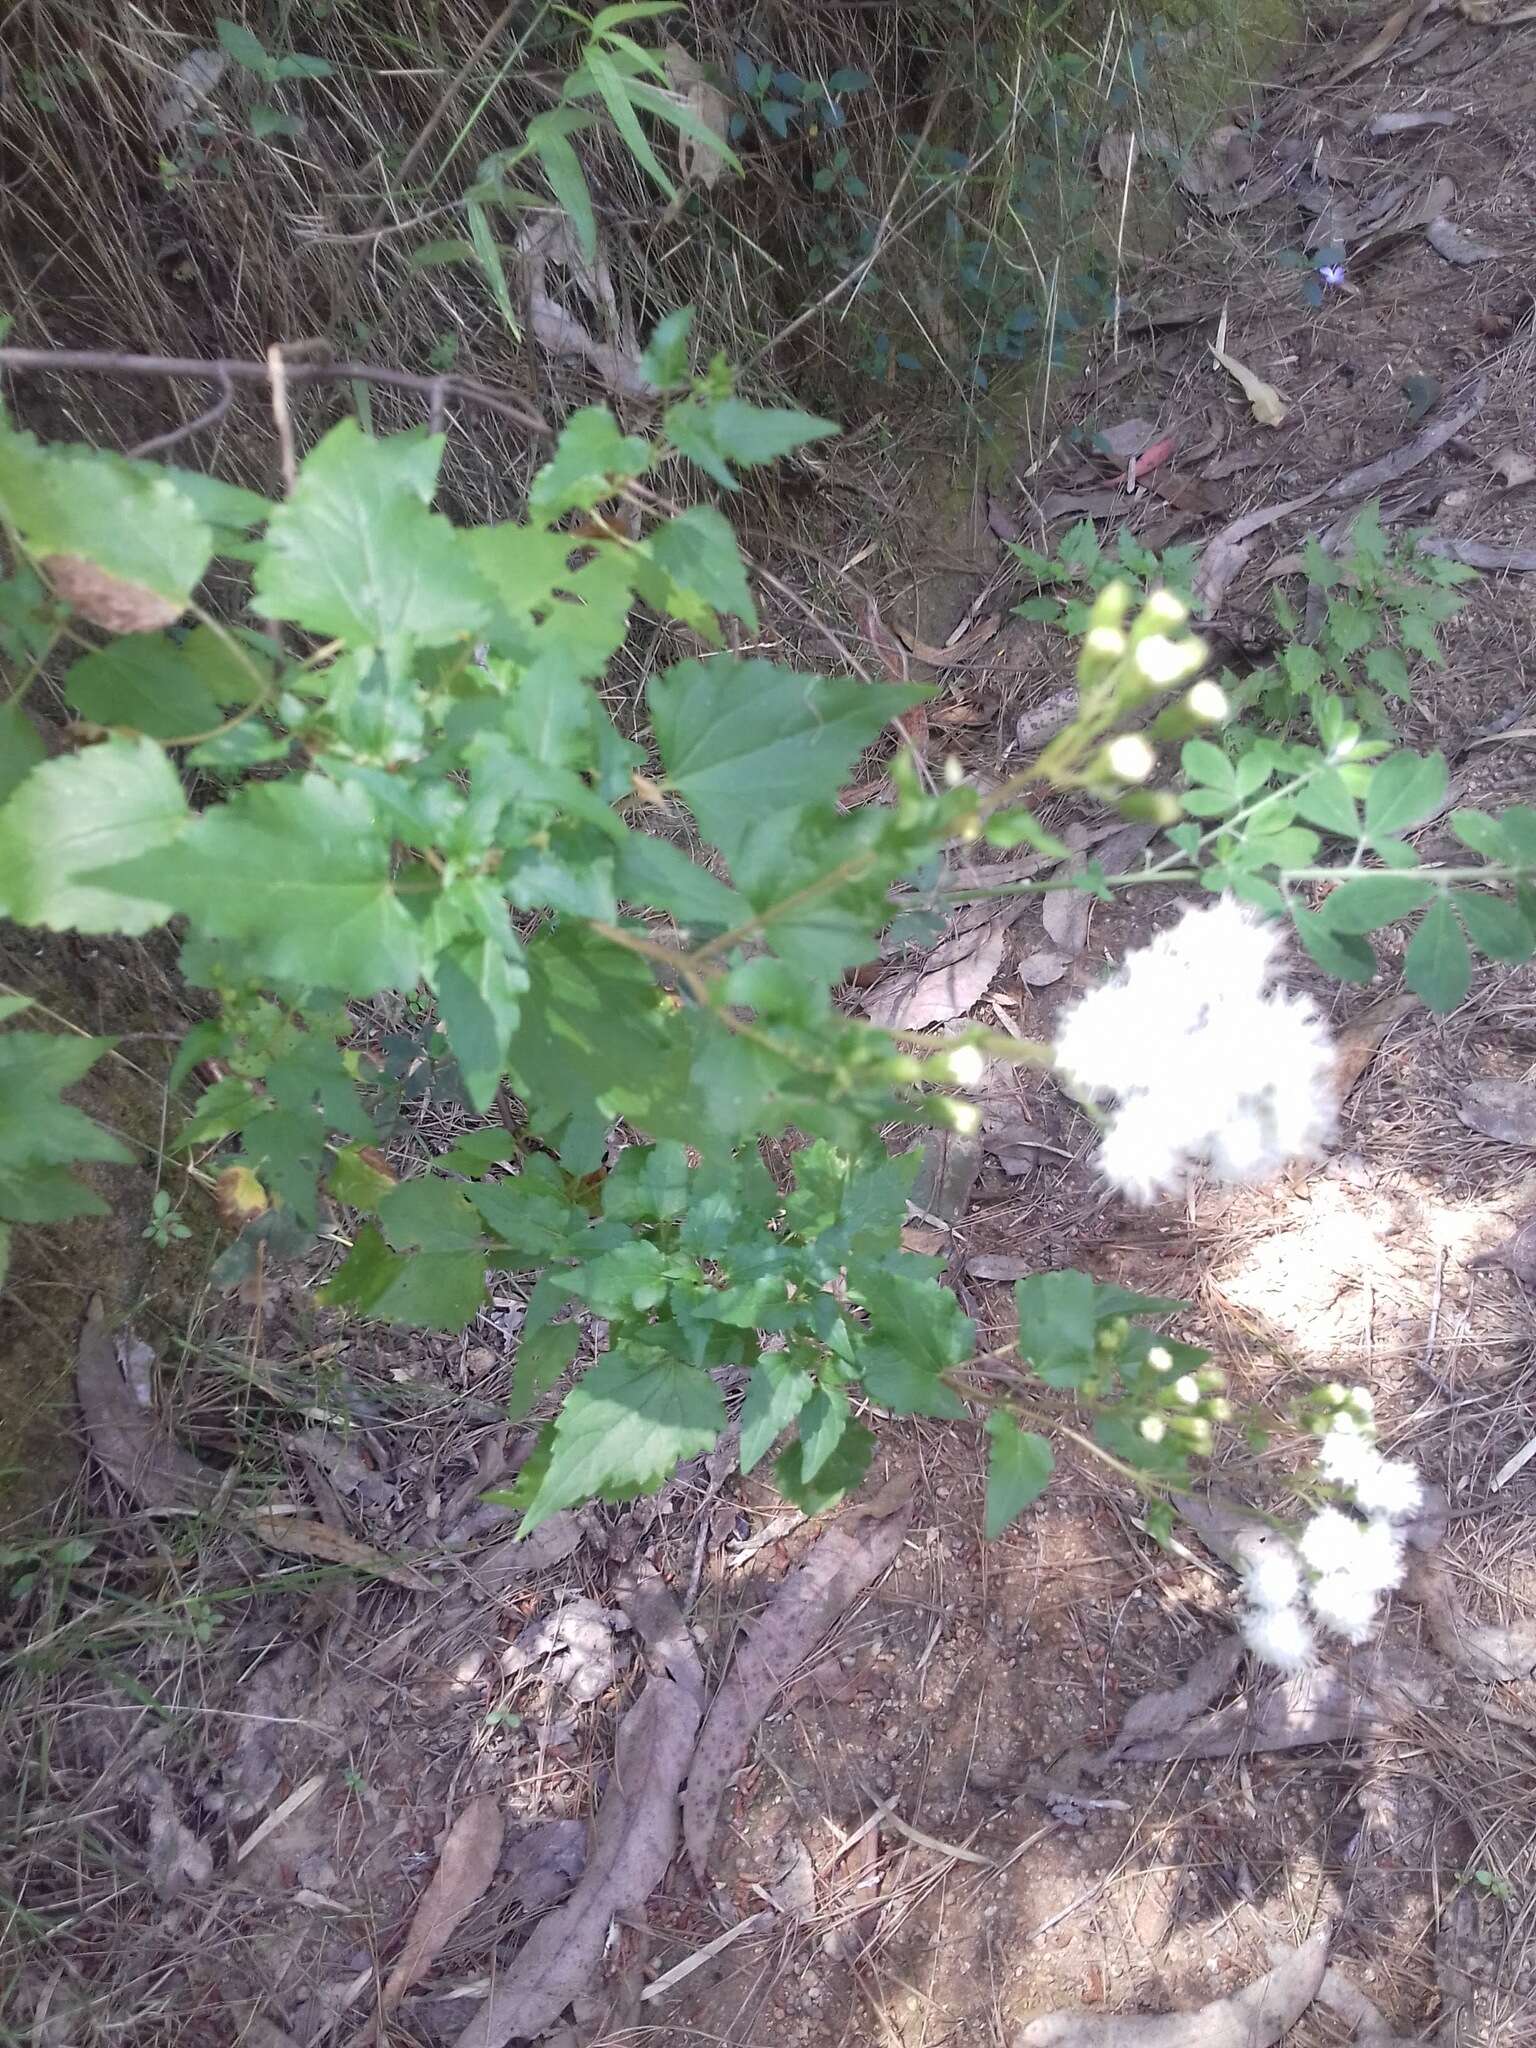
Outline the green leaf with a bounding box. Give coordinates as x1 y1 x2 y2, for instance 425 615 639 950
526 116 598 261
215 17 272 74
0 1030 130 1168
64 634 225 739
613 829 743 930
1180 740 1234 796
1456 889 1535 964
639 307 694 389
568 1240 671 1315
320 1223 488 1330
252 420 491 651
0 700 45 804
1294 767 1358 838
0 426 213 608
431 934 528 1114
109 773 424 995
1450 808 1510 862
0 1161 108 1224
1364 645 1413 701
465 195 520 334
663 395 837 491
408 237 479 268
602 1141 691 1223
1320 872 1435 933
650 656 924 865
250 106 302 141
1014 1269 1101 1386
984 1414 1054 1539
1365 750 1447 839
637 505 758 631
1403 895 1471 1011
1290 905 1376 983
514 1345 726 1532
0 736 188 933
327 1143 397 1210
795 1382 850 1483
739 1349 815 1472
467 1170 579 1260
527 407 653 520
508 1323 581 1423
776 1419 874 1515
378 1178 485 1253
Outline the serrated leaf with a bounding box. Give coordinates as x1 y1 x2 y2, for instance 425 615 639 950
109 773 424 995
568 1240 671 1315
64 633 226 739
0 1161 108 1223
1364 644 1413 701
613 829 743 930
1455 889 1534 964
514 1346 725 1532
327 1143 397 1210
507 1323 581 1423
1014 1269 1101 1385
0 422 213 607
0 1031 130 1168
1291 904 1376 983
775 1419 874 1514
795 1382 850 1482
253 420 491 651
431 933 528 1114
650 656 924 865
0 736 188 933
663 395 836 491
1321 872 1435 933
466 1170 579 1260
528 407 652 520
636 505 758 631
984 1414 1054 1538
639 306 694 389
739 1349 815 1472
379 1178 485 1253
321 1222 487 1330
1365 750 1447 839
1404 895 1471 1011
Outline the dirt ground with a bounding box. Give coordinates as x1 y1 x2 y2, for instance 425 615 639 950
6 5 1536 2046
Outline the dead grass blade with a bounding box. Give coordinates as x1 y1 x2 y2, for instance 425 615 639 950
382 1795 505 2013
1016 1926 1332 2046
77 1297 221 1514
452 1669 702 2048
683 1479 913 1879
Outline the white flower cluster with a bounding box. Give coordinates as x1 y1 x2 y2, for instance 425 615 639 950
1238 1427 1424 1672
1052 896 1337 1203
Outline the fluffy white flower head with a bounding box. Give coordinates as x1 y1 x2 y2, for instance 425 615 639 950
1318 1426 1423 1522
1242 1540 1303 1614
1309 1573 1382 1646
1241 1601 1315 1673
1052 896 1336 1202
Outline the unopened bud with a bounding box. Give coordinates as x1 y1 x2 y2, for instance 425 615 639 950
1185 680 1228 725
1142 588 1188 630
1079 624 1128 686
1146 1345 1173 1372
1089 581 1131 631
1172 1373 1201 1405
943 754 966 787
1102 734 1156 784
1134 633 1206 688
1140 1415 1166 1444
1115 789 1183 827
942 1099 980 1135
945 1044 985 1087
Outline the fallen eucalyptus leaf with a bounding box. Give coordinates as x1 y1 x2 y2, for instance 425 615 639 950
500 1819 588 1911
453 1665 702 2048
1015 1925 1331 2046
683 1482 912 1878
1178 123 1255 198
382 1796 505 2012
1211 313 1287 428
139 1766 214 1898
77 1300 222 1514
1457 1078 1536 1146
1104 1639 1244 1760
966 1253 1036 1282
244 1509 434 1591
864 910 1011 1030
1427 216 1500 264
1367 109 1456 135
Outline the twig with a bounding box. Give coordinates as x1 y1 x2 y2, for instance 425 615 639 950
126 371 235 459
266 344 298 495
0 346 551 440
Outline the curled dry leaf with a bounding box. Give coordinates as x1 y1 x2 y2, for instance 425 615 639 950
1210 336 1287 429
1042 859 1093 955
1491 446 1536 488
44 555 184 634
502 1596 631 1704
863 909 1011 1030
243 1507 435 1591
966 1252 1036 1281
683 1481 913 1878
151 48 227 130
1178 123 1255 198
453 1669 702 2048
1427 216 1501 264
1015 1926 1331 2047
139 1766 214 1899
1104 1639 1244 1761
77 1298 222 1514
1331 993 1418 1106
1456 1077 1536 1147
1018 951 1070 988
662 44 731 189
911 1120 985 1226
381 1795 505 2013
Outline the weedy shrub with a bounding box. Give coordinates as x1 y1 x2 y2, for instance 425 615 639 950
2 317 1534 1607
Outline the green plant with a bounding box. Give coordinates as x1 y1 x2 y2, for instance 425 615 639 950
215 14 334 143
1012 520 1199 633
1466 1866 1514 1905
3 320 1534 1542
142 1188 193 1249
1235 502 1473 736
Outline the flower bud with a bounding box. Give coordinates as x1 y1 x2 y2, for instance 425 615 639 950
1078 624 1129 687
1172 1373 1201 1405
943 754 966 787
941 1099 980 1135
1115 789 1183 827
1134 633 1206 688
1089 581 1132 632
1100 734 1156 784
944 1044 985 1087
1140 1415 1166 1443
1146 1345 1173 1372
1185 681 1228 725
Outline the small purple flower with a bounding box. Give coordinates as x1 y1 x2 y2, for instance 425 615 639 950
1319 261 1347 289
